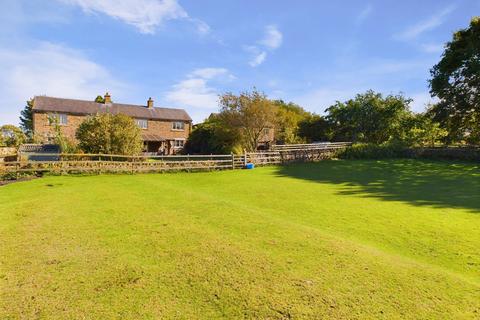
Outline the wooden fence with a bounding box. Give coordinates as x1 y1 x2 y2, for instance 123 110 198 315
0 143 351 177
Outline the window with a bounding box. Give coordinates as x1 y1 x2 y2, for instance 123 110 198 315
136 119 148 129
263 128 270 135
173 139 185 148
48 113 68 125
172 121 185 130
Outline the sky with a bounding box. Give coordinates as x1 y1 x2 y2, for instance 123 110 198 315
0 0 478 125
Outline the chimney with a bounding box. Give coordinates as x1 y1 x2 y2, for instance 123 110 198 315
104 92 111 104
147 97 154 109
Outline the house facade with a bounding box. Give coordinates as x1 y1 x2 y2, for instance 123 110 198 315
32 94 192 154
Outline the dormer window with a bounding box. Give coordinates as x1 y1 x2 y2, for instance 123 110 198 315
172 121 185 130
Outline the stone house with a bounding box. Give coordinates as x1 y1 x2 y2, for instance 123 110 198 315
32 93 192 155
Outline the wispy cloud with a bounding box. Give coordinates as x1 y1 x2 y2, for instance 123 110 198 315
258 25 283 49
394 5 456 40
244 46 267 67
60 0 210 35
165 67 234 115
245 25 283 67
0 42 126 125
356 4 373 25
250 51 267 67
188 68 234 80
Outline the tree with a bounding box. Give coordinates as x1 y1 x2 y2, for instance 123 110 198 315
94 95 105 103
48 115 78 153
325 90 412 144
218 89 277 151
398 112 448 147
184 114 241 154
0 125 26 147
273 100 311 144
429 17 480 144
19 99 34 138
76 113 142 155
298 115 332 142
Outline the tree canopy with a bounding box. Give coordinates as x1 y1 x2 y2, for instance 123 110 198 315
94 95 105 103
184 114 241 154
76 113 142 155
429 17 480 143
325 90 412 144
0 125 26 147
218 90 278 151
19 99 34 138
273 100 311 144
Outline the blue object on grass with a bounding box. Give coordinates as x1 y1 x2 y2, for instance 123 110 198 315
245 163 255 169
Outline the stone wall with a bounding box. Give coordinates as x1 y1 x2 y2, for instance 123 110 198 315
33 112 191 143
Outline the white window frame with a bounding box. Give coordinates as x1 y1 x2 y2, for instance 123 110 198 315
48 113 68 126
172 121 185 131
136 119 148 129
173 139 185 148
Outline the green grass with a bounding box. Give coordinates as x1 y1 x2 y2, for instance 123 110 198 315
1 159 479 319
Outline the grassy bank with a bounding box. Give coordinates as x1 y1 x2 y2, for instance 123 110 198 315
1 159 479 318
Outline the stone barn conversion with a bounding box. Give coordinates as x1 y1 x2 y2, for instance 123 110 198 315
32 93 192 155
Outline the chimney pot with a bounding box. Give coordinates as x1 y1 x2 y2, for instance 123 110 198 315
104 92 111 104
147 97 154 108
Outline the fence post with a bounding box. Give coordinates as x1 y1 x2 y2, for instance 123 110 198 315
231 153 235 170
243 149 247 167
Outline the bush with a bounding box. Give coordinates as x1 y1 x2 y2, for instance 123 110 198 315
336 143 408 159
0 125 26 147
184 116 241 155
76 113 142 155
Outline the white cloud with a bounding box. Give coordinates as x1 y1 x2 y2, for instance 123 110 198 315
188 68 231 80
356 4 373 25
165 68 234 116
61 0 210 34
395 5 456 40
244 25 282 67
0 42 126 125
259 25 283 49
192 19 211 35
250 51 267 67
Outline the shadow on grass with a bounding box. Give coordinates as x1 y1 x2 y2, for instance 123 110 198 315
276 159 480 212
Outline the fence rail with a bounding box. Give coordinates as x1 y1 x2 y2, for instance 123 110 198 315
2 143 350 177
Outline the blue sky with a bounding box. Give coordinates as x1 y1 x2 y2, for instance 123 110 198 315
0 0 478 125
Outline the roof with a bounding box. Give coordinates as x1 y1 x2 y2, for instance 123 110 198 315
142 133 166 141
33 96 192 122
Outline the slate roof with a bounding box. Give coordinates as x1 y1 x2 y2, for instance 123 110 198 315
33 96 192 121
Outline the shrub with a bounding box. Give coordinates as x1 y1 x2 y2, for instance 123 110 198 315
336 143 408 159
76 113 142 155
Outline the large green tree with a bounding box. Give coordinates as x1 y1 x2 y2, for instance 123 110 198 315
429 17 480 144
298 115 332 142
184 114 241 154
273 100 311 144
325 90 412 144
76 113 142 155
218 89 277 151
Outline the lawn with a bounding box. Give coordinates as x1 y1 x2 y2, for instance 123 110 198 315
1 159 479 319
